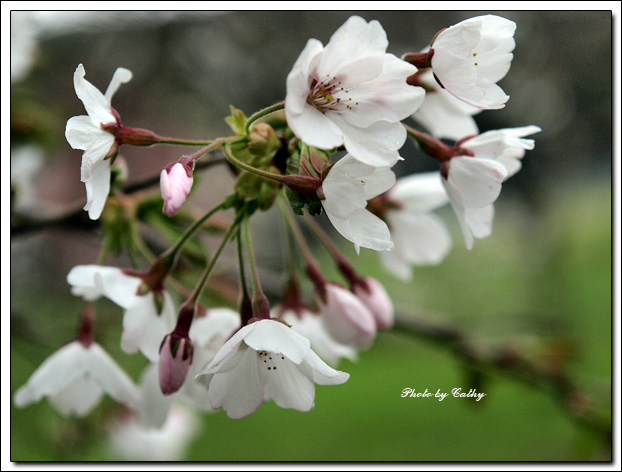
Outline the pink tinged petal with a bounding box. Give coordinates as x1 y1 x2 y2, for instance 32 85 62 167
496 148 525 179
104 67 133 102
83 158 111 220
448 195 474 250
243 320 310 365
263 358 315 412
353 278 394 328
73 64 115 127
446 157 507 208
465 204 494 239
319 16 388 75
86 343 141 410
137 363 174 429
207 346 267 419
286 102 344 150
13 342 88 408
285 39 325 116
319 284 377 349
160 164 194 217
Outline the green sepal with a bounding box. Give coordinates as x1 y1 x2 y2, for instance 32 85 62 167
225 106 248 135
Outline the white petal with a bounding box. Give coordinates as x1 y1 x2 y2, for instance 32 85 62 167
263 358 315 411
286 102 344 150
285 39 325 116
137 364 174 429
379 247 414 281
48 375 103 417
465 204 495 239
326 207 393 254
446 157 507 208
198 324 252 374
320 16 388 75
243 320 310 365
104 67 133 102
73 64 115 126
14 342 87 408
413 88 480 141
301 349 350 385
83 158 111 220
86 344 141 410
207 346 266 419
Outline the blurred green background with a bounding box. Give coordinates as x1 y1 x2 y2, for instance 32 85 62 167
10 10 612 461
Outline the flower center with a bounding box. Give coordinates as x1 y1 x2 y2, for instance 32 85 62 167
307 75 358 114
258 350 285 371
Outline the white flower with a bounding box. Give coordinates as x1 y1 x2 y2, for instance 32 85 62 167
109 404 199 461
316 283 377 349
14 341 140 417
65 64 132 219
286 15 424 167
67 265 176 362
412 70 481 141
197 319 349 419
321 154 395 254
431 15 516 109
280 308 357 367
442 126 541 249
380 172 452 280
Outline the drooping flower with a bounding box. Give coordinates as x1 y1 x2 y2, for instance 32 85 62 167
373 172 452 281
14 341 140 417
430 15 516 109
196 319 349 419
67 265 176 362
411 70 481 141
65 64 132 219
316 282 377 349
441 126 541 249
160 157 194 217
286 16 424 167
320 154 396 254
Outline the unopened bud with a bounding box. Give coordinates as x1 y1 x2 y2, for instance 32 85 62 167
160 160 194 217
158 333 193 395
352 278 394 329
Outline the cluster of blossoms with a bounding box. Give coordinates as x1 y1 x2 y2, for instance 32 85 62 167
14 14 540 452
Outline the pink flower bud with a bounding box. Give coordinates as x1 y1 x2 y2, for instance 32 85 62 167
317 283 376 349
160 161 193 217
158 333 193 395
352 278 394 329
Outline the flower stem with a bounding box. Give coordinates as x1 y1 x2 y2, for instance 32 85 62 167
244 101 285 134
183 215 242 311
243 214 271 320
153 137 219 146
222 144 285 184
276 197 326 294
403 123 455 163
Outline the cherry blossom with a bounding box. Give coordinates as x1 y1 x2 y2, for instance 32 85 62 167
286 15 424 167
65 64 132 219
442 126 541 249
196 319 349 419
14 341 140 417
320 154 395 254
430 15 516 109
67 265 176 362
351 277 394 329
